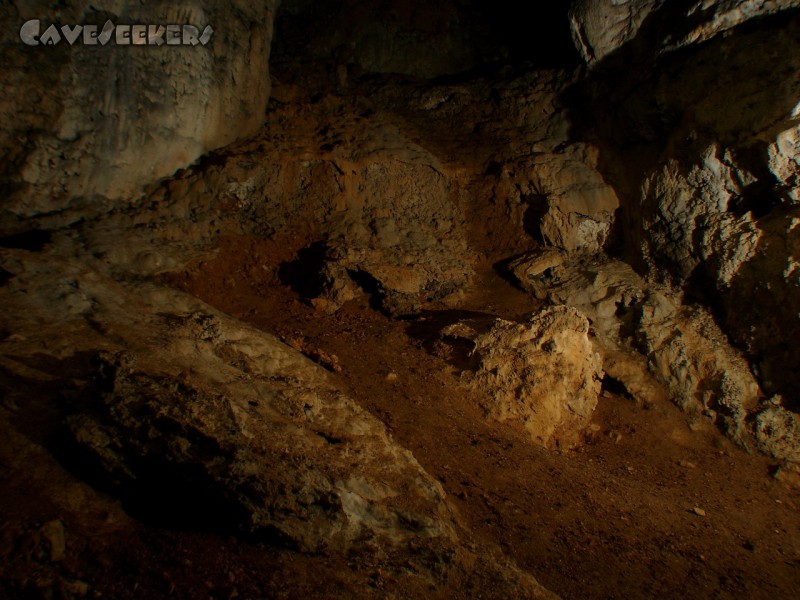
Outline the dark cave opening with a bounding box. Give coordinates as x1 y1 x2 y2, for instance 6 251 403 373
271 0 579 81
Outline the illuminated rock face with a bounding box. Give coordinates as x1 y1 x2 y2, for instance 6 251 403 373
0 0 277 225
569 0 800 66
458 307 603 449
567 3 800 409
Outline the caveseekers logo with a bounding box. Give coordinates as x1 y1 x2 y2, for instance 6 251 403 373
20 19 214 46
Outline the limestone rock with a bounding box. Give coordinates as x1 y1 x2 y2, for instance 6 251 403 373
673 0 800 51
772 460 800 489
67 351 452 552
569 0 800 66
0 0 277 226
544 257 762 445
635 292 761 443
769 123 800 203
754 398 800 463
527 143 620 253
640 144 761 283
509 247 568 298
636 139 800 406
0 251 455 554
0 224 564 597
460 306 603 449
570 9 800 407
569 0 664 66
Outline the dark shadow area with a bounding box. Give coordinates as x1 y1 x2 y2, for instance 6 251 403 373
0 351 295 542
346 268 387 313
729 177 784 218
521 194 549 243
271 0 579 84
278 241 328 298
601 373 635 402
57 432 256 537
492 255 527 292
0 229 52 251
0 268 13 287
404 309 502 371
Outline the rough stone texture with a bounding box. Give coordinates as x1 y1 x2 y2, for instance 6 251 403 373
769 122 800 203
0 249 455 553
569 0 664 65
0 1 798 590
0 0 276 228
509 247 568 299
526 256 785 450
634 291 761 444
640 145 762 284
569 6 800 409
754 400 800 463
0 251 560 598
533 144 620 252
453 307 603 449
569 0 800 66
66 70 618 316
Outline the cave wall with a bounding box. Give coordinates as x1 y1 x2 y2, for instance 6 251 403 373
1 2 800 593
568 0 800 409
0 0 277 230
0 0 796 426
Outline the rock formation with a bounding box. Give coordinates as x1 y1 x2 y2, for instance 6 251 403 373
0 0 277 226
449 307 603 449
1 0 800 597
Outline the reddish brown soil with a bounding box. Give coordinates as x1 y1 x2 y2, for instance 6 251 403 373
170 235 800 598
2 234 799 599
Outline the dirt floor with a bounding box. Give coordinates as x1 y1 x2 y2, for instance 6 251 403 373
2 233 800 599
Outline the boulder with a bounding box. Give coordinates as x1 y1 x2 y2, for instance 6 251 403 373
0 251 455 553
456 306 603 449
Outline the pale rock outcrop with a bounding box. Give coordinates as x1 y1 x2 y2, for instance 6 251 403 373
532 144 620 252
634 290 761 443
640 144 762 284
0 0 277 226
569 0 800 66
0 249 455 553
675 0 800 50
754 398 800 463
450 306 603 449
570 7 800 408
769 121 800 203
569 0 664 65
521 256 765 446
509 247 568 299
0 235 560 597
634 137 800 406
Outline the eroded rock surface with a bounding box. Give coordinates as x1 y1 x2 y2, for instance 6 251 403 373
0 0 277 226
2 1 800 595
569 4 800 410
0 243 562 597
569 0 800 66
446 307 602 449
0 250 453 553
509 253 800 458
